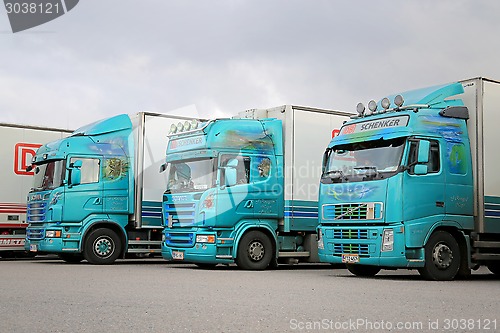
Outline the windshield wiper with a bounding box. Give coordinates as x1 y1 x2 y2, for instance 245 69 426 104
353 166 377 171
323 170 344 179
354 166 379 180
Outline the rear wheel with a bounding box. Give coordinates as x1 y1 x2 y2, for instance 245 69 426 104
236 231 273 270
58 253 84 263
346 264 381 277
418 231 460 281
84 228 122 265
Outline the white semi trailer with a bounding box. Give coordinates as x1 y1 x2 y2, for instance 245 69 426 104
0 123 71 257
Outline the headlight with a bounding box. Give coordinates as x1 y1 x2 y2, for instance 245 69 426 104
381 229 394 252
45 230 62 238
317 229 324 250
196 235 215 244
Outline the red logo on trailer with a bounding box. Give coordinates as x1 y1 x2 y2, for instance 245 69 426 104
14 143 41 175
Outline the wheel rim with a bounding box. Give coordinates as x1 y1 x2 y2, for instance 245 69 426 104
248 240 265 261
432 242 453 270
93 236 114 258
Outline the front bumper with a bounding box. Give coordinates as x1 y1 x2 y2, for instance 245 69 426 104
24 227 80 254
162 229 234 264
318 224 424 268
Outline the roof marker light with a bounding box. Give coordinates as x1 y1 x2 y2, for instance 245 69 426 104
191 119 199 130
394 94 404 108
184 120 191 131
356 103 365 117
176 122 184 132
169 124 177 135
381 97 391 110
368 100 377 113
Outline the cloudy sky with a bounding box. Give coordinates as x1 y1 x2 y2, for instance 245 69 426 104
1 0 499 130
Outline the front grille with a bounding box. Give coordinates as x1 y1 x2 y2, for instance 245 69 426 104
322 202 383 220
27 202 47 223
26 228 44 240
333 243 370 255
333 229 369 239
164 232 195 247
163 202 196 227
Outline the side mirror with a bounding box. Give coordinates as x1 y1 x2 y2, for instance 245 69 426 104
414 164 428 175
69 160 82 186
224 159 238 187
159 163 167 173
417 140 430 164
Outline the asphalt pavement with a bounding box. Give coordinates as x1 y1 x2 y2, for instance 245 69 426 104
0 256 498 332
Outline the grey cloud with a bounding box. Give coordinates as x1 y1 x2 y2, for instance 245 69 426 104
1 0 500 129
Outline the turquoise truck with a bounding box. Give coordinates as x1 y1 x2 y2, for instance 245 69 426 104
24 112 195 264
317 77 500 280
161 105 351 269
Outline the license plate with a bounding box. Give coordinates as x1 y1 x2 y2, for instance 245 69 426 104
172 250 184 260
29 244 38 252
341 253 359 263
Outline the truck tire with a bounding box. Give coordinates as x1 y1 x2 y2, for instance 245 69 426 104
418 231 460 281
58 253 84 263
84 228 122 265
487 263 500 275
236 230 273 270
346 264 380 277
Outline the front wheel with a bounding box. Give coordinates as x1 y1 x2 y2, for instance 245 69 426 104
84 228 122 265
346 264 381 277
418 231 460 281
236 231 273 270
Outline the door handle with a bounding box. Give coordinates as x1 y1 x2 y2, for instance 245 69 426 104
244 200 254 209
93 198 102 205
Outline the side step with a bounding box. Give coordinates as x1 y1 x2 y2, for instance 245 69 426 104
471 233 500 262
278 251 310 258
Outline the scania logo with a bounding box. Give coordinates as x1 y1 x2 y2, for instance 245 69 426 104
172 196 188 202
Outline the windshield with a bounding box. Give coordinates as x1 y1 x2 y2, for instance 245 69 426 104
166 158 216 193
32 160 66 192
322 138 405 183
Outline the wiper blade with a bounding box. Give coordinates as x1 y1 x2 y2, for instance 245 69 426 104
354 166 379 180
323 170 344 179
353 166 377 171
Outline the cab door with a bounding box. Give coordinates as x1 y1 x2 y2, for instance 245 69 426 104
63 156 103 222
216 154 253 227
216 153 280 227
402 139 446 224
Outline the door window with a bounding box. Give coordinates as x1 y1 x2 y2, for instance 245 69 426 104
70 157 100 184
408 140 440 175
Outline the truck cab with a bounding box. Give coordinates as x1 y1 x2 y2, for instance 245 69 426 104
162 117 283 269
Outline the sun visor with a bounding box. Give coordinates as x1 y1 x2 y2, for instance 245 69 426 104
328 115 411 148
